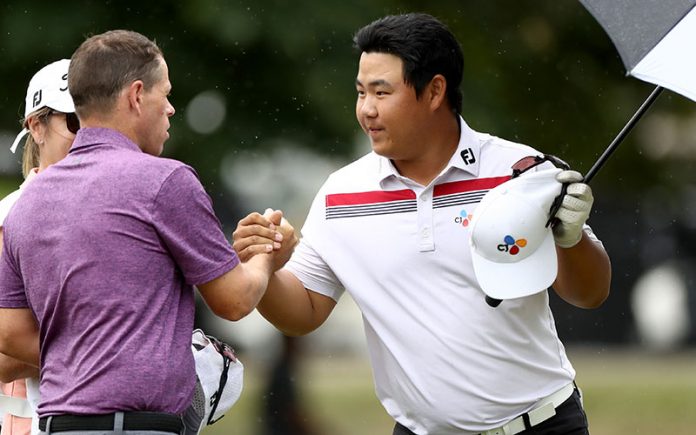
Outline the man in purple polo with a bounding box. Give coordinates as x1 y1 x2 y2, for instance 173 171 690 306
0 30 281 434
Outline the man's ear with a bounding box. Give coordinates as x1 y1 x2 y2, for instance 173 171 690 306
427 74 447 111
126 80 145 115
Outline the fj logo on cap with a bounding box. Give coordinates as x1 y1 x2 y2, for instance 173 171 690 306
497 235 527 255
32 90 42 108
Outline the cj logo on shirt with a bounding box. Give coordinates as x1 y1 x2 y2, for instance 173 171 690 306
454 209 473 227
460 148 476 165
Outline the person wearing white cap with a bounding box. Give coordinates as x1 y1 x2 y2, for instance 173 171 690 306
0 30 279 435
0 59 78 435
233 13 611 435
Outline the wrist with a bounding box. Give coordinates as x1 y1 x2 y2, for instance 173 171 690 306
555 230 582 248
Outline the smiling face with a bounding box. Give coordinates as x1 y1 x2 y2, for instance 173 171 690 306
355 52 432 163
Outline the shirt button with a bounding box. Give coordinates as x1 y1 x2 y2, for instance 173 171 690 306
420 196 428 202
422 227 430 237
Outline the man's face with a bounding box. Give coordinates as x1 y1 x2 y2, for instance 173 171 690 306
138 57 175 156
355 52 430 161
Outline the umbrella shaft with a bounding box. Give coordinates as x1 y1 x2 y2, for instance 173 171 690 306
584 85 664 183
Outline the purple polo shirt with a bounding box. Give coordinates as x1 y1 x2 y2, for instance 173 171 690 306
0 127 239 416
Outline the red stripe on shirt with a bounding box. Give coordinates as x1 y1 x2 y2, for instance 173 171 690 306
433 176 510 197
326 189 416 207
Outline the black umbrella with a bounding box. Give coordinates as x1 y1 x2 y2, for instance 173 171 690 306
578 0 696 181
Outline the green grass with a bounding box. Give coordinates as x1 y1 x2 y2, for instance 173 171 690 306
573 348 696 435
203 347 696 435
0 176 22 198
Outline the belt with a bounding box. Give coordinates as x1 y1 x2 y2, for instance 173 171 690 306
480 382 576 435
38 412 183 434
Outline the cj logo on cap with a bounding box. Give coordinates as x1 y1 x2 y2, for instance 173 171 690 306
32 90 42 108
497 235 527 255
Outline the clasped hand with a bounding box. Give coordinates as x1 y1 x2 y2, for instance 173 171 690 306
552 170 594 248
232 208 299 270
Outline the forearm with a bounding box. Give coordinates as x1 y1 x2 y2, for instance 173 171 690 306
198 254 273 321
257 269 335 336
0 353 39 383
0 308 40 367
553 232 611 308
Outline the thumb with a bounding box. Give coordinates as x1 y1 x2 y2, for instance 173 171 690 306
264 208 283 226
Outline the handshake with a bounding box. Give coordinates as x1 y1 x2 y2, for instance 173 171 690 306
232 208 299 269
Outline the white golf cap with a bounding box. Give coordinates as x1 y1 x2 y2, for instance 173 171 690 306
191 329 243 432
470 168 563 300
10 59 75 153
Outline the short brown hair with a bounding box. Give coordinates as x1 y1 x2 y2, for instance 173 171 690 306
68 30 163 118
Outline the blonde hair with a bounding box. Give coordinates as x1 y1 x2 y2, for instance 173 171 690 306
20 107 52 178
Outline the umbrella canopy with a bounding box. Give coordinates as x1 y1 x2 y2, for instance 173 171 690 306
482 2 696 306
577 0 696 182
579 0 696 102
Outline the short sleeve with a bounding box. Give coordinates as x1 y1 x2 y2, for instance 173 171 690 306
0 227 29 308
285 188 344 301
0 190 22 227
151 166 239 285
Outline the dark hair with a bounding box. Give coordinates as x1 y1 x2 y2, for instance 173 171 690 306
69 30 163 118
353 13 463 114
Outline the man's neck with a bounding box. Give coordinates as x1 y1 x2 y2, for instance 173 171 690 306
79 113 139 149
392 114 461 186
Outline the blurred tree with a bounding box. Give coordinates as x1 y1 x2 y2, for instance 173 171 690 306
1 0 695 344
2 0 692 190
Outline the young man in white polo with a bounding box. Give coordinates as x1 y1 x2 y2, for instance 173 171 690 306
233 13 611 435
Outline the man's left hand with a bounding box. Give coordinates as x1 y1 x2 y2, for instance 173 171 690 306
552 170 594 248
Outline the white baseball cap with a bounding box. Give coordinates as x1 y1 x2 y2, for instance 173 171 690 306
470 168 563 300
191 329 243 432
10 59 75 153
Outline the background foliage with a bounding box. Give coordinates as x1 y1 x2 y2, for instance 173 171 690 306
2 0 696 345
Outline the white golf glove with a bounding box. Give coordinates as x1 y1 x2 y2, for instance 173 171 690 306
552 170 594 248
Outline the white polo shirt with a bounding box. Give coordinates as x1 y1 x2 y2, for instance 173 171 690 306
286 117 583 435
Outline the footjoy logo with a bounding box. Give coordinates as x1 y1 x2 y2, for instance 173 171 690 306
497 235 527 255
454 209 472 227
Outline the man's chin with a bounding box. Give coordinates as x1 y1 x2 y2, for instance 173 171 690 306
370 141 389 156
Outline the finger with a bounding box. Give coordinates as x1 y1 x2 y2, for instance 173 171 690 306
267 209 284 226
232 232 278 253
559 194 591 214
237 212 273 227
554 207 587 225
565 183 593 201
235 243 274 262
555 170 583 184
232 223 279 241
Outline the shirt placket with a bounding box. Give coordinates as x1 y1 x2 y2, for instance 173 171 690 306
417 188 434 252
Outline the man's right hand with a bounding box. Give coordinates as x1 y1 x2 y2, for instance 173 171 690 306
232 209 298 271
